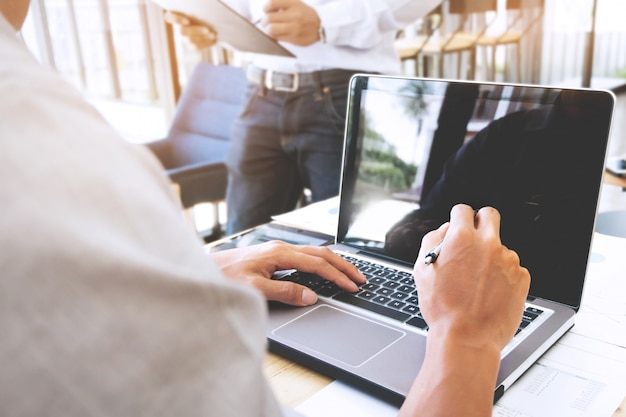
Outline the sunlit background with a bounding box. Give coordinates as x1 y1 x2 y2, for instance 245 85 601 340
17 0 626 144
14 0 626 236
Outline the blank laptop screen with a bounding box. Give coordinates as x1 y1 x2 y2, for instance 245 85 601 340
337 76 614 309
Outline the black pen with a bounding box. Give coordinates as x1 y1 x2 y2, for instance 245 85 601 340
424 209 479 265
424 239 444 265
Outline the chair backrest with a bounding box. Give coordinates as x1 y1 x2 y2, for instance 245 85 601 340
449 0 497 15
506 0 544 10
159 63 247 209
167 63 247 143
445 0 497 36
503 0 544 37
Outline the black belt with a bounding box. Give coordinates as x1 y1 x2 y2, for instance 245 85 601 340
245 65 357 92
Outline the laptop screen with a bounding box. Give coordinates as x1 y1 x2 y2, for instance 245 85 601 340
337 75 614 309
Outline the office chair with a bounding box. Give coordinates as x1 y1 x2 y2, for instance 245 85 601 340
396 0 497 79
475 0 545 82
394 7 442 76
146 63 247 239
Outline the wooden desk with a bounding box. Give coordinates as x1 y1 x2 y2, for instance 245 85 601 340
264 346 626 415
264 352 332 408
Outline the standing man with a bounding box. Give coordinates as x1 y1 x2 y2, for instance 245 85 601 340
169 0 442 234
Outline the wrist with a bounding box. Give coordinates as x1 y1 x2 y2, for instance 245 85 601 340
400 334 501 417
427 317 510 353
425 328 502 385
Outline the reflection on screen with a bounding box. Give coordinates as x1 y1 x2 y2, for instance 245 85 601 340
339 77 613 307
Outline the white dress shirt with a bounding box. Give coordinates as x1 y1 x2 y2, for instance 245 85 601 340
225 0 442 74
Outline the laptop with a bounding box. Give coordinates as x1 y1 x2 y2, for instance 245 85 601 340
266 75 615 405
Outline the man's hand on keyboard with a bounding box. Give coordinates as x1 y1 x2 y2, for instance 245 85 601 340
210 240 366 306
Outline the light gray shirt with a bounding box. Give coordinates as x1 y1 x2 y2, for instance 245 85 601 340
0 14 287 417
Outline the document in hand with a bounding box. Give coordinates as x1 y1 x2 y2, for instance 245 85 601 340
150 0 295 57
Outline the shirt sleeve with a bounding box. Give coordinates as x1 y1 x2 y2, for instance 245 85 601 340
315 0 442 49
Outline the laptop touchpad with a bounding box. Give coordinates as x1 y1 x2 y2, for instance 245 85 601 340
272 305 405 367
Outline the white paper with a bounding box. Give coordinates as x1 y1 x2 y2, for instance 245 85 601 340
295 380 399 417
493 333 626 417
572 233 626 347
272 197 339 237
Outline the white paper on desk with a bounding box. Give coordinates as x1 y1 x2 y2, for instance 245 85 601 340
494 332 626 417
295 332 626 417
295 380 398 417
572 233 626 347
272 197 339 237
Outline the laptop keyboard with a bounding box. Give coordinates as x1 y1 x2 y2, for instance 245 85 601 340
272 254 543 334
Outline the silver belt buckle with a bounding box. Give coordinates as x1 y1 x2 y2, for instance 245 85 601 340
266 70 299 92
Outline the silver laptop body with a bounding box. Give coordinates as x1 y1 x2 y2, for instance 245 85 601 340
267 75 615 405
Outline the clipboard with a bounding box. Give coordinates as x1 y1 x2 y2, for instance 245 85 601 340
151 0 295 57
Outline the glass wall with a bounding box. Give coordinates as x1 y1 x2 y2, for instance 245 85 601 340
19 0 207 142
541 0 626 89
17 0 626 142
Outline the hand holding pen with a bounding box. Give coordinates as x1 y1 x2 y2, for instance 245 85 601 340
424 239 444 265
409 205 530 414
423 208 479 265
